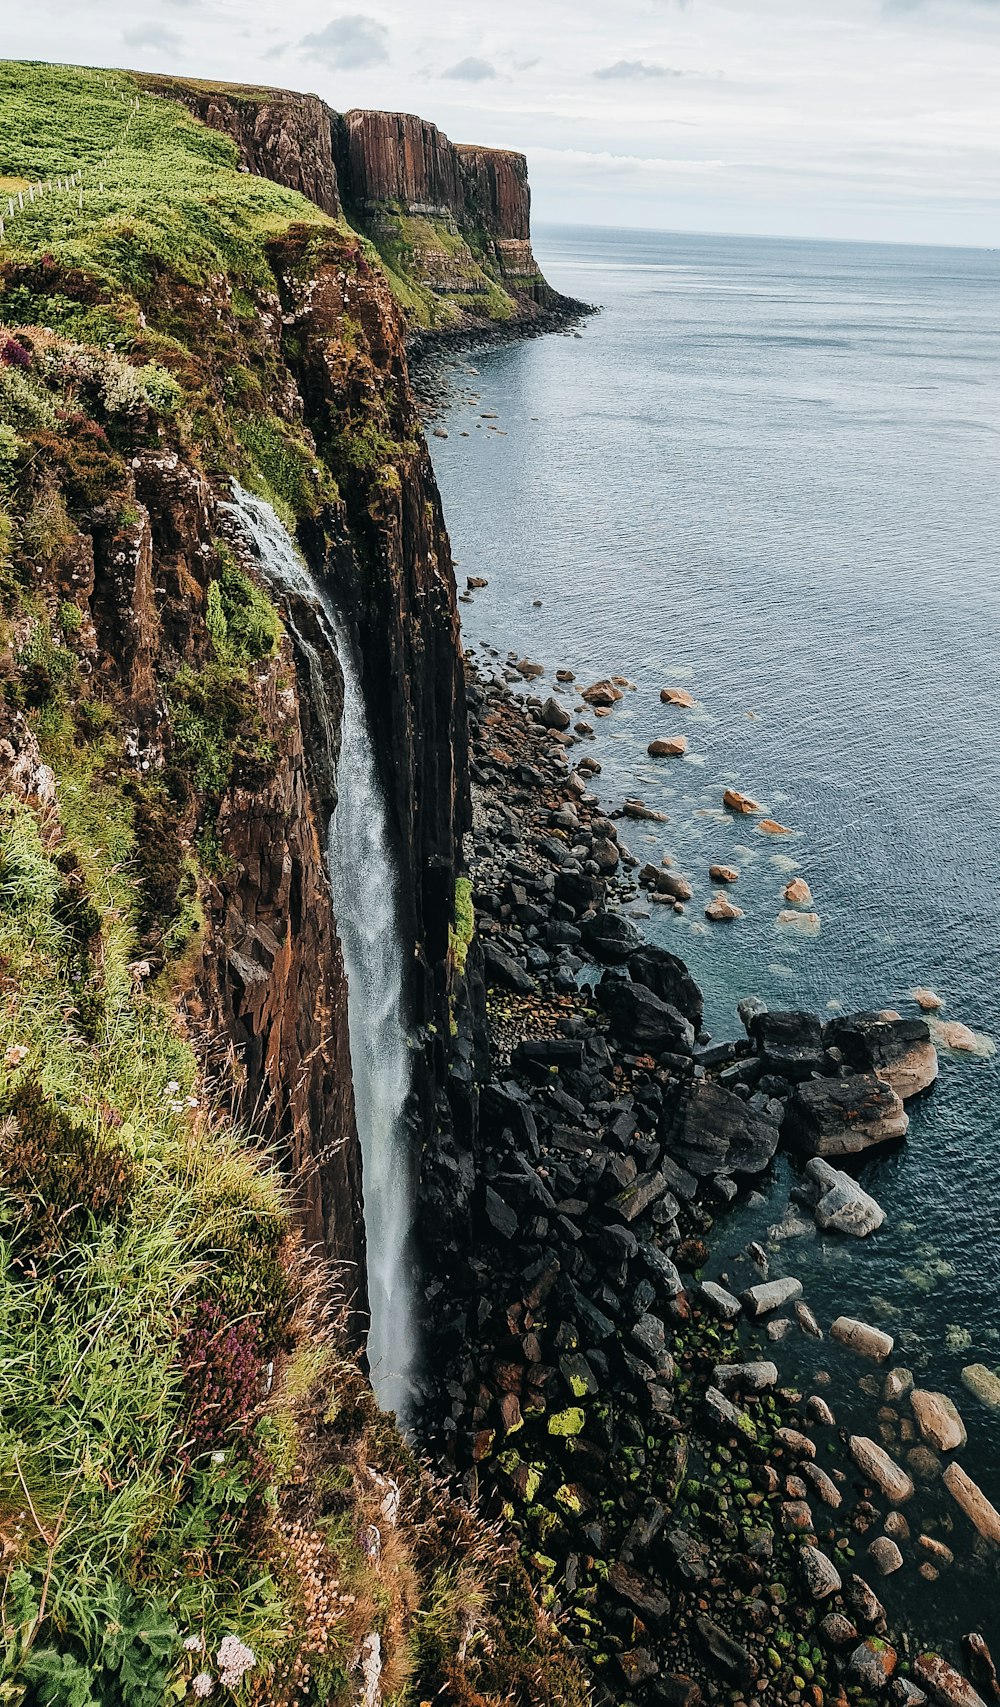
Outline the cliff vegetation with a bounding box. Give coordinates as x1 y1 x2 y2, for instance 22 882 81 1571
0 58 587 1707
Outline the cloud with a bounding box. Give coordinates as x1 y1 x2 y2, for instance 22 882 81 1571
441 56 498 80
594 60 685 79
122 22 183 52
299 14 389 70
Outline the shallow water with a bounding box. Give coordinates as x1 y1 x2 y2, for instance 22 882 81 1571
426 226 1000 1647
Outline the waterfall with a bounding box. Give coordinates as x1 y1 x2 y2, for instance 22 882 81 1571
224 486 417 1422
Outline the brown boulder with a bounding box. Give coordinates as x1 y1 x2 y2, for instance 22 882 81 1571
648 736 687 757
581 678 623 706
723 788 762 814
660 686 696 707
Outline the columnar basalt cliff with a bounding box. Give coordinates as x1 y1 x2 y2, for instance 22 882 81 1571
145 75 579 329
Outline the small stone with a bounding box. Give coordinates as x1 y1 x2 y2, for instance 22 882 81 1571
775 1426 816 1460
868 1536 904 1576
884 1368 915 1402
820 1612 859 1647
710 863 740 883
803 1461 843 1508
705 892 744 922
799 1545 842 1599
797 1302 824 1340
850 1639 898 1689
741 1276 803 1317
723 789 762 814
714 1360 778 1393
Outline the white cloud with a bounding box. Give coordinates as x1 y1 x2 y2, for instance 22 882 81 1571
441 56 497 80
594 60 685 79
300 14 389 70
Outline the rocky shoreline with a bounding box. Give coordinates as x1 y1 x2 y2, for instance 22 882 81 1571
416 650 999 1707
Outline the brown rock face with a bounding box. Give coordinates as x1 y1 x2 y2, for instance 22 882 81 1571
341 108 465 212
145 77 342 216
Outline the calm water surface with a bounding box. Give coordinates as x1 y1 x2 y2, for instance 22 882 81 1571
426 227 1000 1649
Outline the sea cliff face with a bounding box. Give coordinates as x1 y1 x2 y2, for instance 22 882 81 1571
146 75 569 328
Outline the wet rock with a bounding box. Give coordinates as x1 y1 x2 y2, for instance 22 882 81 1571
485 1187 518 1239
627 945 704 1027
554 868 605 912
803 1461 843 1508
868 1536 904 1575
775 1425 816 1459
700 1280 742 1322
786 1071 908 1156
705 892 744 921
649 736 687 757
741 1276 803 1317
961 1364 1000 1410
517 659 545 679
915 1653 989 1707
807 1156 886 1236
482 941 538 994
884 1368 915 1402
748 1009 826 1081
704 1386 756 1440
806 1393 835 1425
581 678 623 706
723 788 762 814
784 876 814 905
963 1635 1000 1703
580 909 643 965
913 987 943 1010
666 1527 712 1582
695 1616 756 1687
911 1389 968 1452
821 1612 860 1646
655 1675 703 1707
943 1462 1000 1543
894 1683 930 1707
850 1639 898 1689
797 1302 824 1339
848 1436 915 1504
714 1360 778 1393
709 863 740 883
825 1010 938 1100
597 973 695 1053
609 1561 671 1626
845 1573 887 1631
540 695 571 731
667 1079 780 1180
661 687 696 707
799 1545 843 1599
833 1317 895 1361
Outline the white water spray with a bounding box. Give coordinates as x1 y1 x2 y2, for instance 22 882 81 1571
226 486 417 1421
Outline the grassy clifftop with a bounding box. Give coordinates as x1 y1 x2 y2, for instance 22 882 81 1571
0 59 588 1707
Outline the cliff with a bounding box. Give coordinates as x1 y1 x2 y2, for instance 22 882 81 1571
143 75 576 332
0 58 585 1705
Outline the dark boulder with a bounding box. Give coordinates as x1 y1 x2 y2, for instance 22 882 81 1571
784 1071 908 1156
581 909 644 965
628 945 704 1028
482 941 537 993
597 973 695 1054
664 1079 780 1179
824 1010 937 1100
554 868 605 912
748 1010 826 1081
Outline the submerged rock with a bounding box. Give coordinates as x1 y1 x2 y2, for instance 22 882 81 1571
961 1364 1000 1410
848 1435 915 1504
943 1462 1000 1543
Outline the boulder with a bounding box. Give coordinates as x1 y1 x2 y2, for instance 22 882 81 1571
806 1156 886 1237
649 736 687 757
709 864 740 883
694 1616 756 1687
580 910 644 965
741 1276 803 1317
942 1462 1000 1543
848 1436 915 1504
759 818 791 834
705 893 744 922
930 1018 995 1056
884 1368 914 1402
581 679 623 707
820 1612 859 1646
627 945 704 1027
704 1386 756 1440
713 1360 778 1393
785 1072 908 1157
540 696 571 731
784 876 813 905
799 1545 842 1599
868 1536 904 1576
483 941 537 994
913 987 943 1010
803 1461 842 1508
660 687 696 707
597 974 695 1053
961 1364 1000 1411
554 868 605 913
517 659 545 679
699 1280 742 1322
824 1011 938 1100
915 1654 989 1707
748 1010 826 1081
665 1079 780 1180
833 1318 895 1362
850 1640 898 1689
723 788 762 814
910 1390 967 1453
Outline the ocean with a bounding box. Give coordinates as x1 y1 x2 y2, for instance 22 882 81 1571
424 225 1000 1646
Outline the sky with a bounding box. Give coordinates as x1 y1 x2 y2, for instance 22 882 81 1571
7 0 1000 245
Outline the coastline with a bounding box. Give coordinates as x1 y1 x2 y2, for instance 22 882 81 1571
416 645 999 1706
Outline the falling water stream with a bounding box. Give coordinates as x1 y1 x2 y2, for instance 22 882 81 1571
226 486 417 1422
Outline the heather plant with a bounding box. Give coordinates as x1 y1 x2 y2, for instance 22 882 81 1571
179 1299 266 1453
